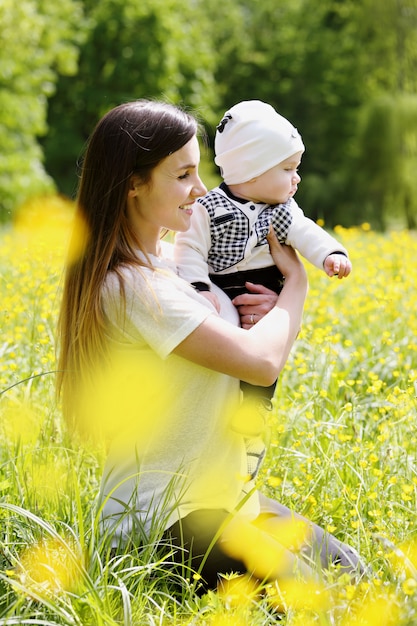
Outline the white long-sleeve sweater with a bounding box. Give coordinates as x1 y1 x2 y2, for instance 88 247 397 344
175 183 348 288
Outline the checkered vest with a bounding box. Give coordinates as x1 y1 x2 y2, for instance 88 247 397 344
198 191 293 272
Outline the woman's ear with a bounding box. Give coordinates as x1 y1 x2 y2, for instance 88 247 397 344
128 175 140 198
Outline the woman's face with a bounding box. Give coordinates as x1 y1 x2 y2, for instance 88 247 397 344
128 136 207 248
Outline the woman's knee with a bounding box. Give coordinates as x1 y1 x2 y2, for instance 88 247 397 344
162 509 247 591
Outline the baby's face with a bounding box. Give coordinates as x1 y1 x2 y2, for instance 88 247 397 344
243 151 303 205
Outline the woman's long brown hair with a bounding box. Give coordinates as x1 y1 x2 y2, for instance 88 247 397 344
56 100 198 429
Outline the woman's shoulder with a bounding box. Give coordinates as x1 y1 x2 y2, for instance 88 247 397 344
102 254 195 311
103 248 175 292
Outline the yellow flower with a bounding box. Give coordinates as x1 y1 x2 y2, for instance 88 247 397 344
402 578 417 596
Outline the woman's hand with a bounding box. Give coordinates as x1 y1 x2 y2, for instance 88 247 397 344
232 283 278 329
266 226 306 281
233 229 307 329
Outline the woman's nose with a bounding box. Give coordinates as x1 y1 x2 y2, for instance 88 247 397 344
192 176 207 197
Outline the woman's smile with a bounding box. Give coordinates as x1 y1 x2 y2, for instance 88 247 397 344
179 202 195 214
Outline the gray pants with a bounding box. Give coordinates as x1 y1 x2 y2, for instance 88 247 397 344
258 492 366 573
162 492 366 592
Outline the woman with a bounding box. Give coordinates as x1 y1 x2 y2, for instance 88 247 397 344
57 99 363 593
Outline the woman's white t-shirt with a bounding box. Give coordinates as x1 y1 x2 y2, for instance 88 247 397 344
98 250 260 544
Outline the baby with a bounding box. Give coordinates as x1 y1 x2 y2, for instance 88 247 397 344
175 100 351 480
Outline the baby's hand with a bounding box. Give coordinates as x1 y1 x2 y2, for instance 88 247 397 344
324 254 352 279
199 290 221 313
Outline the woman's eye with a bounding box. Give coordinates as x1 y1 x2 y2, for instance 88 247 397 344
178 172 190 180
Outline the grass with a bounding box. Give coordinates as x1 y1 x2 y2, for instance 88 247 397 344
0 197 416 624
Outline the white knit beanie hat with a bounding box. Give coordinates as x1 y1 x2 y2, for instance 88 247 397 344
214 100 305 185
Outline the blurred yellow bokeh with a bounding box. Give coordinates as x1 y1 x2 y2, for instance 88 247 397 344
17 535 84 598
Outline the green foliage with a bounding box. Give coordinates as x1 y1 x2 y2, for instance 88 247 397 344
43 0 220 197
0 0 88 220
201 0 417 229
350 94 417 229
2 0 417 227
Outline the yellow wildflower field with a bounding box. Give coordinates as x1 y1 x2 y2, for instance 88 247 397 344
0 196 416 623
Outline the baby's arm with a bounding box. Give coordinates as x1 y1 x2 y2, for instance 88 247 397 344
197 289 221 312
174 202 219 307
285 199 352 278
174 202 212 285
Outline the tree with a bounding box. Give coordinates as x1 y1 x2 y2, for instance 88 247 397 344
205 0 367 226
4 0 417 228
351 94 417 229
43 0 220 197
206 0 417 229
345 0 417 228
0 0 87 220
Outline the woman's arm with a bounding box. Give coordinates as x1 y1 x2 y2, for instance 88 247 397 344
173 232 308 386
